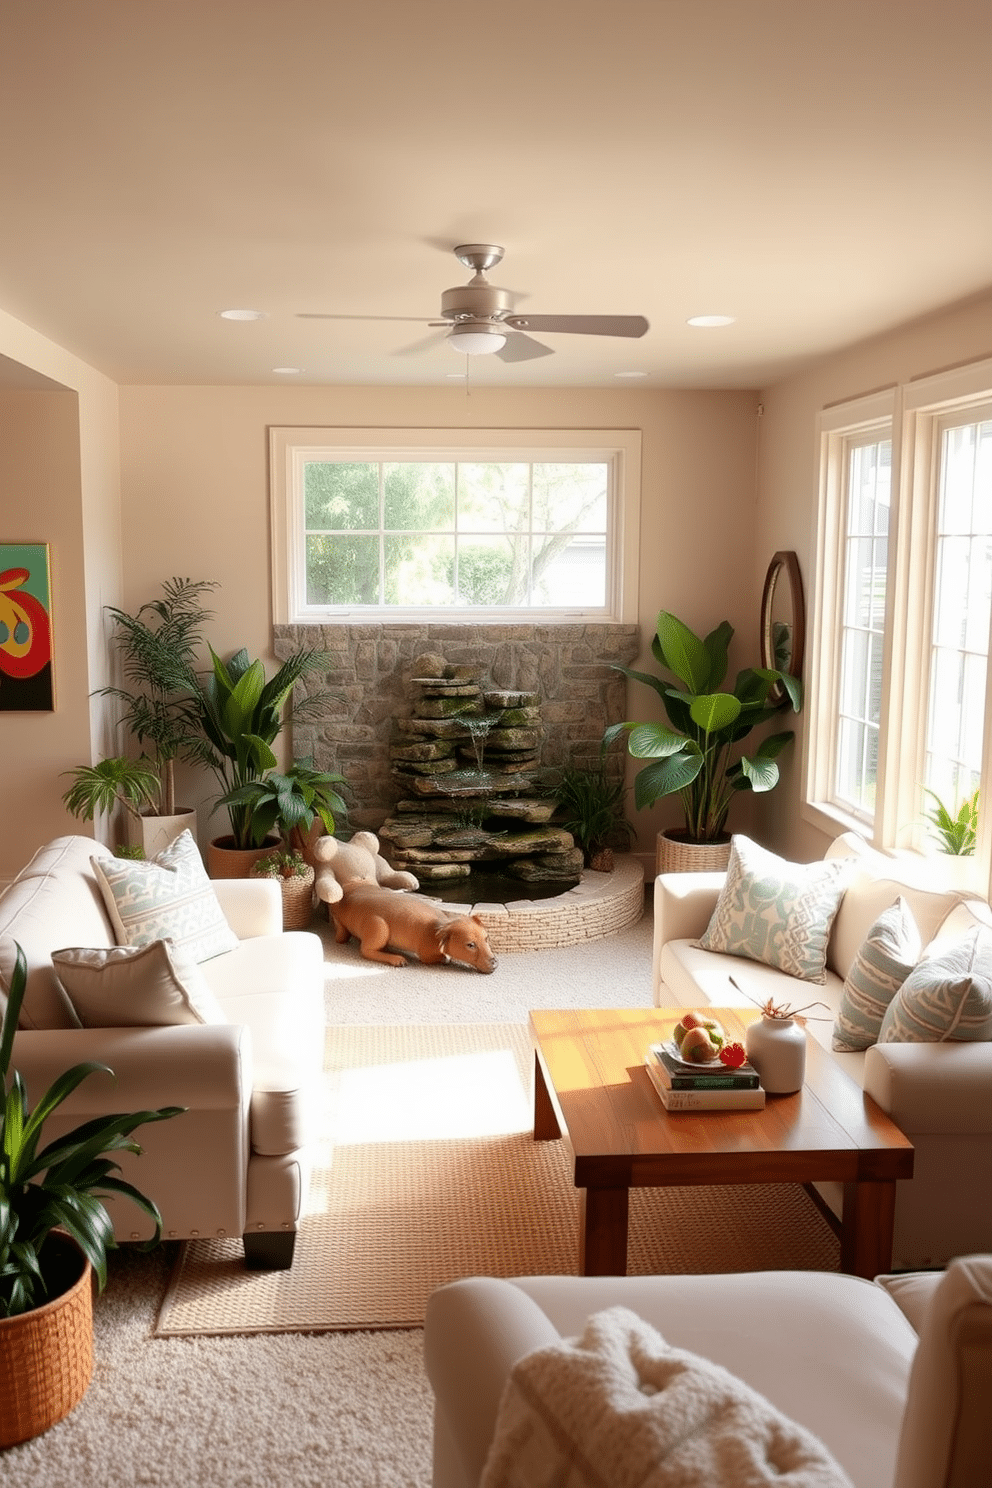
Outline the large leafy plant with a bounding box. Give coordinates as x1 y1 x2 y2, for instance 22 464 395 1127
193 646 332 849
0 944 183 1318
97 577 217 816
604 611 801 844
217 757 347 853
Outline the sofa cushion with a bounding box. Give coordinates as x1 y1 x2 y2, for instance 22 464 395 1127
832 897 921 1052
697 835 851 984
0 836 117 1029
91 830 238 964
828 875 962 984
878 929 992 1043
52 940 226 1027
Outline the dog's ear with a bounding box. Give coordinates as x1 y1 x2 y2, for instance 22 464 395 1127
435 921 451 951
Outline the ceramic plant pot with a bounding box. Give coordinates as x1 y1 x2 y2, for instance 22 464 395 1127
127 808 198 859
206 836 280 880
744 1013 807 1094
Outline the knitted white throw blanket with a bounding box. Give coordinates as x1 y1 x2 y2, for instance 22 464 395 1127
480 1307 855 1488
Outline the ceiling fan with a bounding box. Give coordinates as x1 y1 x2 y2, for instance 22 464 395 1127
298 244 649 360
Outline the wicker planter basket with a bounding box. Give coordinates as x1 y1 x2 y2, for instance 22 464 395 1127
655 829 733 876
0 1237 93 1448
276 866 316 930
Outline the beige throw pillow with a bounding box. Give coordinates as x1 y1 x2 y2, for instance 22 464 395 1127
52 940 226 1027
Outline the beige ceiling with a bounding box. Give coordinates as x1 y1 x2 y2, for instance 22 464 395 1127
2 0 990 390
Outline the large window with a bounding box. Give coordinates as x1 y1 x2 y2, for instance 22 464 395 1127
270 427 641 624
808 360 992 882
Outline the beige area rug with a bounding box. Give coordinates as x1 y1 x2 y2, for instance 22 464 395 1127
156 1023 840 1338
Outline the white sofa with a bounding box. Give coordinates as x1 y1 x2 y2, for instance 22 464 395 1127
424 1257 992 1488
652 834 992 1270
0 835 325 1269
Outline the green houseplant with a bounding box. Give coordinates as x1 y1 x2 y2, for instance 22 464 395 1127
191 645 333 866
0 942 182 1443
923 786 979 856
216 757 347 855
60 756 162 852
96 577 217 827
551 756 635 870
605 610 801 851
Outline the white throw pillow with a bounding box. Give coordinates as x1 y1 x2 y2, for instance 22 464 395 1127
832 897 922 1052
877 928 992 1043
52 940 226 1027
91 830 238 964
697 835 852 985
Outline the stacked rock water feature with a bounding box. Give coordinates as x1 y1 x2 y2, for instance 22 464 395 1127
378 655 584 886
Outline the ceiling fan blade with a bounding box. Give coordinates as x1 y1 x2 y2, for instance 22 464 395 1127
296 313 435 323
504 314 649 339
395 328 451 356
496 331 555 362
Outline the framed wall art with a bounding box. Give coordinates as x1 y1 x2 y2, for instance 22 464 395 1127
0 543 55 712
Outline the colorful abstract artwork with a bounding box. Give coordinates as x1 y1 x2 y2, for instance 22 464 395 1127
0 543 54 711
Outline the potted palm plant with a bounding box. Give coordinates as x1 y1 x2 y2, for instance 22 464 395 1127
191 646 333 876
605 610 801 873
0 943 182 1446
95 577 217 856
60 756 162 856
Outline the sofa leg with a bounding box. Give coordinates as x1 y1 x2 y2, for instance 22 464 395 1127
243 1230 296 1270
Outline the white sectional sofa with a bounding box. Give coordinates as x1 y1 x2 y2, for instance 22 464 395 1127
424 1257 992 1488
652 833 992 1270
0 835 325 1268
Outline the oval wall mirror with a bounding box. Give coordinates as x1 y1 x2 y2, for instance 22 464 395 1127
760 550 805 705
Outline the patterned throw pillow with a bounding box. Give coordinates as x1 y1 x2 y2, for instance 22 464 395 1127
91 830 238 964
832 896 922 1051
877 928 992 1043
52 940 226 1027
697 835 852 984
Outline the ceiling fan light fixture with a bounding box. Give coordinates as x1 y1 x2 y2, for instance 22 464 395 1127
446 322 507 356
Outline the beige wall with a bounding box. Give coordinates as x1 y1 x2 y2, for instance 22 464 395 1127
118 384 760 858
0 311 122 879
756 287 992 862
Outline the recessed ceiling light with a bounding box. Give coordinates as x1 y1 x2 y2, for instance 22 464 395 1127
218 308 266 321
614 371 647 379
687 314 736 328
272 366 303 375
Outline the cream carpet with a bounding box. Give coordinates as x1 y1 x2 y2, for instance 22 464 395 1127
156 1021 839 1338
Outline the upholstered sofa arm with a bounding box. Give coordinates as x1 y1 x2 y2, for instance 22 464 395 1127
864 1041 992 1134
652 873 724 992
212 877 283 939
12 1022 251 1111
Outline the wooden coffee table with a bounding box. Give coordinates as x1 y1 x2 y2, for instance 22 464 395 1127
529 1007 914 1279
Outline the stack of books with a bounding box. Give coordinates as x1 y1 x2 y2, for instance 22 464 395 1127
643 1041 766 1111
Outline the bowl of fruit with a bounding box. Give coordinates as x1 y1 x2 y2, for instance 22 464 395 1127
668 1012 748 1069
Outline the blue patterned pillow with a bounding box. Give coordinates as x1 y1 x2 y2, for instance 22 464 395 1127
878 928 992 1043
91 830 238 964
697 835 851 984
832 897 921 1051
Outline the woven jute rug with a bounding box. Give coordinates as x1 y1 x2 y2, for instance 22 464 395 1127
155 1023 840 1337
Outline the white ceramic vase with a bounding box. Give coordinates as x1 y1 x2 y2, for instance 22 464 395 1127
744 1013 807 1094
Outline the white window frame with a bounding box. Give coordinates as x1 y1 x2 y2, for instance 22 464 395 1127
806 356 992 890
269 426 641 624
805 389 897 843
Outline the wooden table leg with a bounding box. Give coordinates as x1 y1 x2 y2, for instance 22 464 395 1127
579 1186 630 1276
533 1051 561 1140
840 1179 897 1278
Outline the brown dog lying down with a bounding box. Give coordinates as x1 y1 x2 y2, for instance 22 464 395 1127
331 884 498 973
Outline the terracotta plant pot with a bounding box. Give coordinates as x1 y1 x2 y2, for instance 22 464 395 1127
206 836 281 880
0 1235 93 1447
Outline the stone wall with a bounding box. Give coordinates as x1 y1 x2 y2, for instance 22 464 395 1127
275 622 640 833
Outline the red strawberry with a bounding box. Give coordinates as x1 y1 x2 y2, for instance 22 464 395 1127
719 1042 747 1068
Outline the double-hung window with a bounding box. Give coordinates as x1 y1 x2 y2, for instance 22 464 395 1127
270 427 641 624
808 359 992 885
